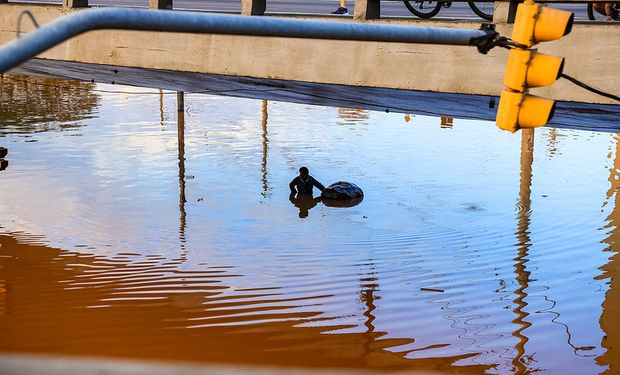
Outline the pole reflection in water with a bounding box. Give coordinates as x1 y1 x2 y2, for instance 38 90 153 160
261 100 269 197
546 128 558 158
598 134 620 372
160 89 165 129
360 261 379 359
177 92 186 247
512 128 534 373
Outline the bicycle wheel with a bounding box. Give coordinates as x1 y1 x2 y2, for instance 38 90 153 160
587 2 612 20
468 1 494 20
588 2 598 20
403 0 442 18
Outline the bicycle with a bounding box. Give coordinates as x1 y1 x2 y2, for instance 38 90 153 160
587 2 619 20
403 0 494 20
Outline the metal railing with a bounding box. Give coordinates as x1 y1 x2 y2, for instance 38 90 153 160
0 0 614 20
0 7 500 73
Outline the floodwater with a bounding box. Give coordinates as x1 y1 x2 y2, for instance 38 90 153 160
0 74 619 374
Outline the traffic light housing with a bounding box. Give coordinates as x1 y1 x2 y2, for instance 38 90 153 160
511 3 573 47
495 0 573 132
497 90 555 130
503 49 564 92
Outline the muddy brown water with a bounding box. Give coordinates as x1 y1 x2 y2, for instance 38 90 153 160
0 75 618 374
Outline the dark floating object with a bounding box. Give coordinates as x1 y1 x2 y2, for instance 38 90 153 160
0 147 7 158
0 159 8 172
321 181 364 201
465 204 484 212
420 287 444 293
322 196 363 208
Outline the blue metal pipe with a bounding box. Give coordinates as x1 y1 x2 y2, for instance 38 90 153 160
0 8 492 73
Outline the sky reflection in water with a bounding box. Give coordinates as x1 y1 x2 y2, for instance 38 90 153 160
0 75 618 374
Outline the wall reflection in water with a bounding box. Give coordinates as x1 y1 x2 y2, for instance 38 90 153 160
0 78 618 374
337 107 368 126
0 74 99 135
0 233 490 372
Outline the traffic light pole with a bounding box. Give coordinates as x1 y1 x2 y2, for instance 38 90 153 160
0 7 500 74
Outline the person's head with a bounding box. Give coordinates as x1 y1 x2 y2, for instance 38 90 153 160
299 166 309 177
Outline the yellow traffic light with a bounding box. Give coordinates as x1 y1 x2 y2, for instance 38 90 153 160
495 0 573 132
497 90 556 132
503 49 564 92
511 1 574 47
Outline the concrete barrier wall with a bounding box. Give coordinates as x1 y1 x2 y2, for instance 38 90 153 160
0 3 617 104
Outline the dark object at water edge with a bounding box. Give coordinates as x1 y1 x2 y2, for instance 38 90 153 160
322 196 363 208
321 181 364 200
0 159 8 172
0 147 7 159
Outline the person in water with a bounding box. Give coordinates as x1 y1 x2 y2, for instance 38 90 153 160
289 167 325 218
289 166 325 195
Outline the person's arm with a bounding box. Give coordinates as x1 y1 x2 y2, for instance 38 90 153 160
289 177 299 193
312 177 325 192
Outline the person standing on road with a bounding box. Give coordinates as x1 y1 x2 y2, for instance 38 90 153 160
331 0 349 15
